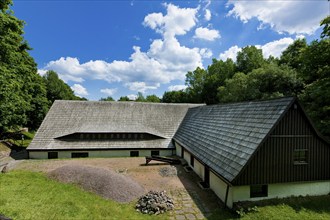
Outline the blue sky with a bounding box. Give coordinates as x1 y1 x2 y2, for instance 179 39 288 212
13 0 329 100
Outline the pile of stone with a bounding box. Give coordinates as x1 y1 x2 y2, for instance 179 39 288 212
135 191 174 215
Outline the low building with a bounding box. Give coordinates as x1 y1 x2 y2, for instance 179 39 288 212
173 97 330 208
28 101 202 159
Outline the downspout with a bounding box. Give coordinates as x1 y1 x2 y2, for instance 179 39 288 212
225 184 230 208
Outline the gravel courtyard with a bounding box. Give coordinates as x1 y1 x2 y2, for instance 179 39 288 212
10 157 224 219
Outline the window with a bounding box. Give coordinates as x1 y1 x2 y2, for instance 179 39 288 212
250 185 268 198
48 152 58 159
190 155 194 167
151 150 159 156
130 151 139 157
71 152 89 158
294 149 308 164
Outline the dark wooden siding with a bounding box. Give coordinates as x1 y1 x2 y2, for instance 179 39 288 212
233 103 330 185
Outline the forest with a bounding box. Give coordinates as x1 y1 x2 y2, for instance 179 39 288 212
0 0 329 139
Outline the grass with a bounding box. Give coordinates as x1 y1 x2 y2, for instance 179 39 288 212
1 170 329 220
6 131 35 148
0 171 166 220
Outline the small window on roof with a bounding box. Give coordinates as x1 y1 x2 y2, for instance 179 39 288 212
250 185 268 198
294 149 308 164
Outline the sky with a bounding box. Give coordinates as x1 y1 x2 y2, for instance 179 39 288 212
12 0 330 101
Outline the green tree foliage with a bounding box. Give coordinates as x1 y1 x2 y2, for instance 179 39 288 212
185 67 207 103
0 1 48 132
279 38 307 70
236 46 265 74
145 95 160 103
99 96 115 101
320 16 330 39
135 92 145 102
162 90 190 103
43 70 81 104
118 96 130 101
218 64 303 103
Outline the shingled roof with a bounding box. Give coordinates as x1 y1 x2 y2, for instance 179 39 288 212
173 97 296 183
28 101 202 151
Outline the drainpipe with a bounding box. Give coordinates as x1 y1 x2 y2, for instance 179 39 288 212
225 185 230 207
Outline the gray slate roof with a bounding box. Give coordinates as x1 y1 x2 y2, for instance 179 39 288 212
28 101 202 150
173 97 295 183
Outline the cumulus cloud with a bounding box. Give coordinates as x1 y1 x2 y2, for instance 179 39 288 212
259 37 294 58
194 27 220 41
227 0 328 35
127 94 138 100
71 84 88 97
168 84 188 91
125 82 160 93
39 3 212 94
205 9 211 21
219 45 242 62
219 37 295 61
143 3 198 38
100 88 117 96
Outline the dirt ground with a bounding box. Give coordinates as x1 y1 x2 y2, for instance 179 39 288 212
2 153 224 219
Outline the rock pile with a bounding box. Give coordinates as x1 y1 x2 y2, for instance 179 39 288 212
136 191 174 215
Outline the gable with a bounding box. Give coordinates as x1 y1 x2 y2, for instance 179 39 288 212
233 102 330 185
173 97 295 182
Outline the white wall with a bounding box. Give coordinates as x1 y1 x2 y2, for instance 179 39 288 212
231 181 330 205
174 142 182 157
209 171 233 207
29 149 173 159
193 159 204 180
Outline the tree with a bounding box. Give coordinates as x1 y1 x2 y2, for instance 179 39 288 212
43 70 79 104
204 59 236 104
279 38 307 70
99 96 114 101
320 16 330 39
185 67 207 103
162 90 189 103
135 92 145 102
236 46 265 74
218 64 303 103
145 95 160 103
0 0 48 132
118 96 130 101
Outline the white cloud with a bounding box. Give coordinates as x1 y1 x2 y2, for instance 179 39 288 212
227 0 328 35
143 3 198 38
71 84 88 97
39 3 212 94
220 37 295 61
219 45 241 62
127 94 138 100
205 9 211 21
100 88 117 96
168 84 188 91
125 82 160 93
194 27 220 41
259 37 294 58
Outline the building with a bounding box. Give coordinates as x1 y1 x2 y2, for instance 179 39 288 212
28 97 330 207
173 97 330 208
28 101 202 159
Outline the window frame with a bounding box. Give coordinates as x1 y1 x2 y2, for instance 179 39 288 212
293 149 308 165
130 151 139 157
48 152 58 159
151 150 160 156
71 152 89 158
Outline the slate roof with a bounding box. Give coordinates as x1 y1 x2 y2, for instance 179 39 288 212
28 101 202 151
173 97 295 183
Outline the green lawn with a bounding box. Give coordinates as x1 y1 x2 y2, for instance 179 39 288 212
1 171 329 220
0 171 165 220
